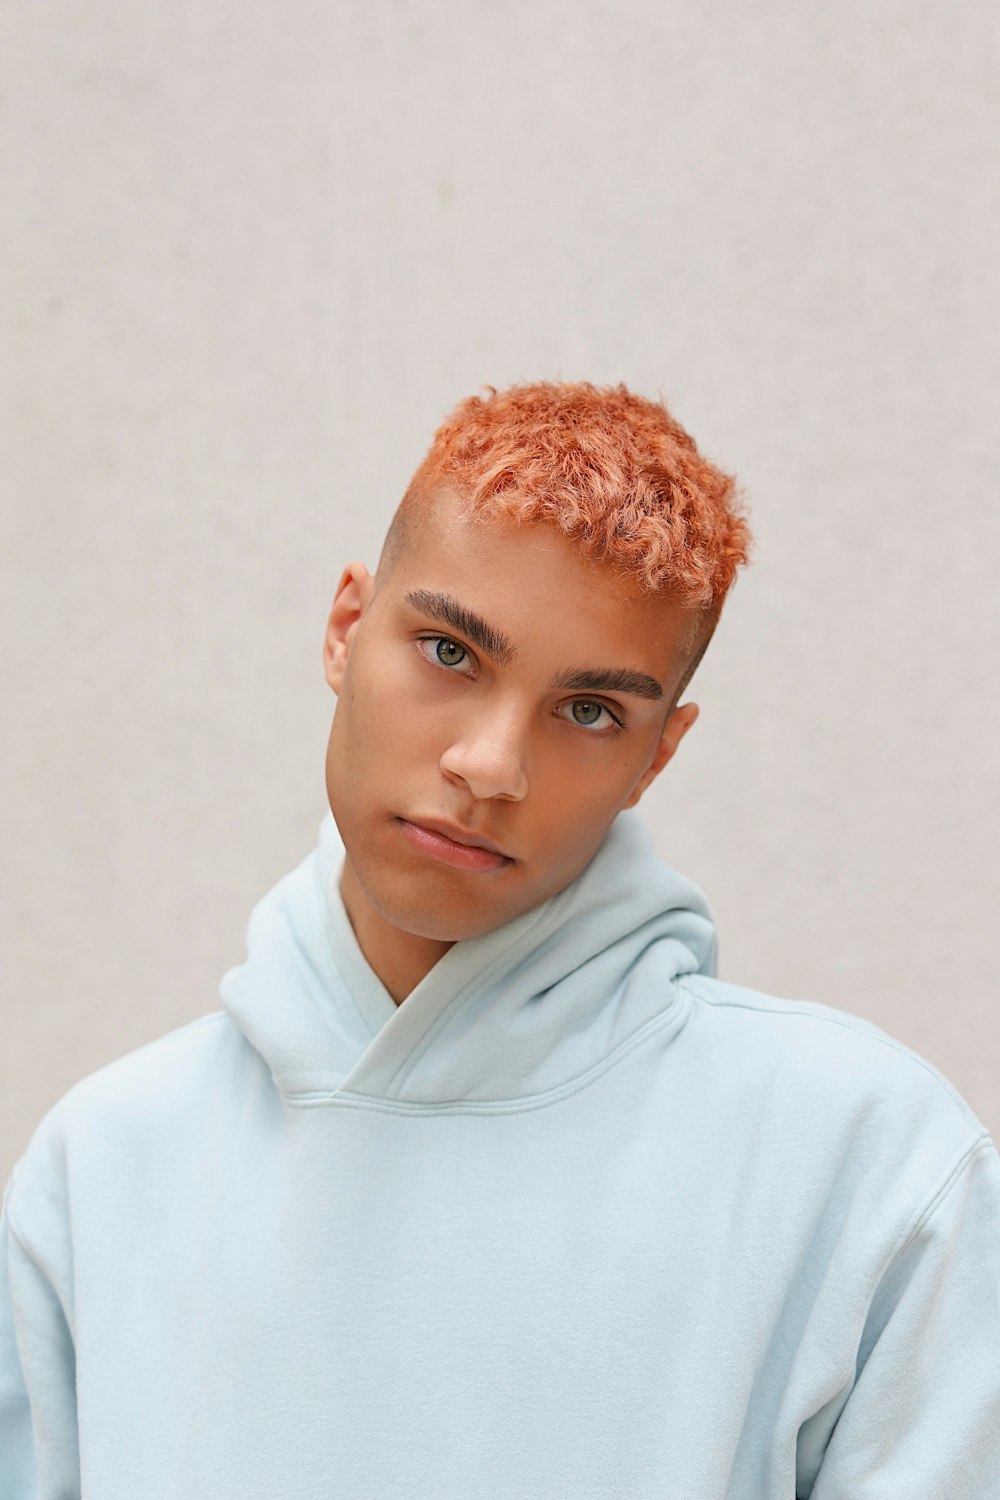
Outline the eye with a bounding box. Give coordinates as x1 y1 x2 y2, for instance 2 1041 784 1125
416 635 475 673
559 699 623 733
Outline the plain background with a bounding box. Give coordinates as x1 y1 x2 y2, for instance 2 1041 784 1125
2 0 998 1178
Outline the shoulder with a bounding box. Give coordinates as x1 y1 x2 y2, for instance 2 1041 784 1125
38 1010 252 1133
681 971 982 1120
677 972 991 1202
5 1012 261 1242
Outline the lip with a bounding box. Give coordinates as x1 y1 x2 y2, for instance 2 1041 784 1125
406 816 511 857
396 816 513 872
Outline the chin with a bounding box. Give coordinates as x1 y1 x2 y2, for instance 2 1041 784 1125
393 894 509 944
368 870 520 944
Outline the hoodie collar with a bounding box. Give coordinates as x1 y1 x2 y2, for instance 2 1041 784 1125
221 810 717 1110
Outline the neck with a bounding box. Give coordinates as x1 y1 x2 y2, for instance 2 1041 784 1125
339 860 453 1004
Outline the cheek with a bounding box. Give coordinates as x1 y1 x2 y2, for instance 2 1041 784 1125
530 736 648 814
524 774 621 862
341 652 456 765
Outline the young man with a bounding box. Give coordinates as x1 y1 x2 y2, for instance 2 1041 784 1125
2 382 998 1498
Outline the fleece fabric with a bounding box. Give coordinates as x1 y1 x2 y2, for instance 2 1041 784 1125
1 810 999 1499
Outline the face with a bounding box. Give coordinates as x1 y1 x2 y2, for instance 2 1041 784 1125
322 490 700 950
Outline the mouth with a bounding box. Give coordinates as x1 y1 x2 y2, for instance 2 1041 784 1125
395 816 513 872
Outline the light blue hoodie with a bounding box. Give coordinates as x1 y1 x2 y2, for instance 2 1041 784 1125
2 810 999 1498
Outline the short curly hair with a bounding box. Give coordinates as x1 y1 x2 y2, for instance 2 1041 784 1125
378 380 753 698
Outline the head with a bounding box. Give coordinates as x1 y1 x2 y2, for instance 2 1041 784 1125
323 381 751 954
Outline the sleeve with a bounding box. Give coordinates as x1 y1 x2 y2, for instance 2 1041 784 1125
800 1135 1000 1500
0 1183 80 1500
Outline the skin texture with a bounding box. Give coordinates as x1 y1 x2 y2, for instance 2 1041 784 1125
323 490 701 1003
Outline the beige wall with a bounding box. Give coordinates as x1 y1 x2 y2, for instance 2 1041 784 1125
3 0 998 1177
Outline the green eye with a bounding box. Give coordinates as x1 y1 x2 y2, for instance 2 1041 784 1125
434 638 467 667
572 701 604 726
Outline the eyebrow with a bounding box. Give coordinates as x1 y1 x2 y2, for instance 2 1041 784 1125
548 666 664 702
405 588 663 702
406 590 516 666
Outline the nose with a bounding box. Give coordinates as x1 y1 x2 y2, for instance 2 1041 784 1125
439 701 529 802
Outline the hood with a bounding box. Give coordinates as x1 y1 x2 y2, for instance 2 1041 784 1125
220 809 718 1109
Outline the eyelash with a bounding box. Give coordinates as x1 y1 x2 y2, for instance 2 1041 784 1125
414 634 625 735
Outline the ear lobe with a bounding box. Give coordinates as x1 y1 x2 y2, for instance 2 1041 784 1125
323 562 374 695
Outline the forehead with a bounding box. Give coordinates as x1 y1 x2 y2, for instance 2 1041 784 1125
378 489 696 686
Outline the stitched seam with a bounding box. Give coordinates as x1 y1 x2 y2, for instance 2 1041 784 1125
875 1134 995 1271
677 974 979 1124
5 1207 36 1265
4 1207 78 1350
386 917 696 1098
282 982 693 1115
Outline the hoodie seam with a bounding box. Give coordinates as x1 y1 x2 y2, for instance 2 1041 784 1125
380 913 699 1099
839 1133 995 1404
4 1180 80 1344
279 979 694 1114
888 1134 995 1257
5 1204 40 1273
677 974 981 1128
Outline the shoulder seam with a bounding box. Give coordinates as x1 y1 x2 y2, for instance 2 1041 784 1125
677 974 979 1127
878 1133 995 1275
4 1198 35 1263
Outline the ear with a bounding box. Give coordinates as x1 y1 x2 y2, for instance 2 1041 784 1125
620 701 699 810
323 562 375 695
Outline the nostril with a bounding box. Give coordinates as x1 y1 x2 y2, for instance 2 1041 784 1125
439 738 528 803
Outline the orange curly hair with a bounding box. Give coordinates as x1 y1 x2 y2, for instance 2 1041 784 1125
391 380 752 611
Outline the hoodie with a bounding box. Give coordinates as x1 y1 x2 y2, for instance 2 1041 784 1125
2 809 999 1499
